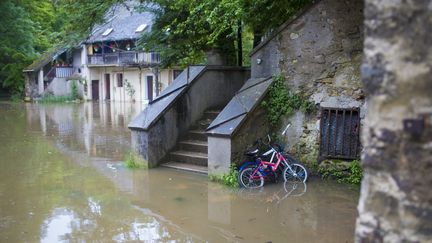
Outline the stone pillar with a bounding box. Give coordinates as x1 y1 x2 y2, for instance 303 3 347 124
38 69 44 95
356 1 432 242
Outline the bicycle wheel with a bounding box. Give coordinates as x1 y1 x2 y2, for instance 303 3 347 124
283 163 308 182
238 167 264 188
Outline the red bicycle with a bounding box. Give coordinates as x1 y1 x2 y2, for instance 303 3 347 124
238 125 308 188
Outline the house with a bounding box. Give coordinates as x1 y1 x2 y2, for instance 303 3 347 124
24 1 180 102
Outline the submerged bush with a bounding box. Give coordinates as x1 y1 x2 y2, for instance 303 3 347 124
209 164 239 188
318 159 363 185
39 94 74 103
124 151 147 169
70 80 79 100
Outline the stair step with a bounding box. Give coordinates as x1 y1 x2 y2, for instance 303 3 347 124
170 150 208 166
187 130 207 141
178 140 208 153
196 118 214 129
161 162 208 174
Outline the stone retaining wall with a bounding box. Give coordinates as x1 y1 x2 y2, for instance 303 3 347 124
250 0 365 170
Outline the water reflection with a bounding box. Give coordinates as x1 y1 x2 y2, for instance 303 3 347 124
41 208 76 243
237 181 307 204
0 102 359 242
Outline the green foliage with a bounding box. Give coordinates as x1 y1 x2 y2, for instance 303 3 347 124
0 0 121 96
209 165 239 188
124 79 135 100
39 94 73 103
138 0 238 67
70 80 79 100
318 160 363 185
0 0 36 95
347 160 363 185
124 151 147 169
139 0 309 67
10 93 22 102
261 74 315 127
241 0 310 36
39 81 80 103
58 0 124 46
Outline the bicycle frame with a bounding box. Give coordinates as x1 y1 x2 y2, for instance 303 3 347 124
249 148 294 179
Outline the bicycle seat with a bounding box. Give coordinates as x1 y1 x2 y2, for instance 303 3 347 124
244 149 259 157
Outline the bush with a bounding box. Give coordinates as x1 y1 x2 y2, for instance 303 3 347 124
124 151 147 169
209 164 239 188
318 159 363 185
39 94 73 103
10 93 22 102
70 80 79 100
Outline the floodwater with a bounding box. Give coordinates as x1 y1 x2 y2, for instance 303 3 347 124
0 102 359 242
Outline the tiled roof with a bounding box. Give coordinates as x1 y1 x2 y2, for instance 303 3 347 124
85 2 154 43
23 47 67 72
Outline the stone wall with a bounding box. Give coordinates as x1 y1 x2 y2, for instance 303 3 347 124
250 0 364 170
24 72 38 99
355 0 432 242
130 67 250 168
231 106 270 165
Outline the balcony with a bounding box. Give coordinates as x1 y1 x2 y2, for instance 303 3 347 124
44 66 75 81
87 51 161 66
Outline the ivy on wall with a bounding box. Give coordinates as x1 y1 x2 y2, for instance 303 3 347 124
261 74 315 127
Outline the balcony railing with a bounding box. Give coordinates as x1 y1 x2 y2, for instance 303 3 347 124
44 66 75 83
87 51 161 66
55 67 75 78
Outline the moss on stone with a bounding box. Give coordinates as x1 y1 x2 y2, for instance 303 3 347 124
318 159 362 185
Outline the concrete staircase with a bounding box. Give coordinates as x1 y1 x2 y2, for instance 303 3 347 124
161 109 220 174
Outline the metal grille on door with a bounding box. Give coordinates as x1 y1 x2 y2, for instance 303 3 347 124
319 107 360 160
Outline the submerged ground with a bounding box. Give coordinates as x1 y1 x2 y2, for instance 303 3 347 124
0 102 359 242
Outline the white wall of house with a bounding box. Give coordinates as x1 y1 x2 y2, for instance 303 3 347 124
46 78 67 96
45 78 84 98
84 66 172 102
159 69 171 92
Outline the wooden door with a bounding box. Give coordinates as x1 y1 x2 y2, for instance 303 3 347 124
104 74 110 100
92 80 99 100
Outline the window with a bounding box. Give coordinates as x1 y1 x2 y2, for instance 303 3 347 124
135 24 147 32
319 107 360 160
102 28 113 36
117 73 123 87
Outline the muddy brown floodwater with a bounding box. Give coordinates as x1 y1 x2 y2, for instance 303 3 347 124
0 102 359 243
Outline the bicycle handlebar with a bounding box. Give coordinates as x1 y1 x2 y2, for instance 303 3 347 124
282 123 291 136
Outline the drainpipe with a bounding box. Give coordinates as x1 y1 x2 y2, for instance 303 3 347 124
152 67 160 97
139 66 142 102
156 67 160 97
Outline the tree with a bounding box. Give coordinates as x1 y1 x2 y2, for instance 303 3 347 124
0 0 123 95
138 0 309 68
241 0 308 46
137 0 241 67
0 0 36 95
